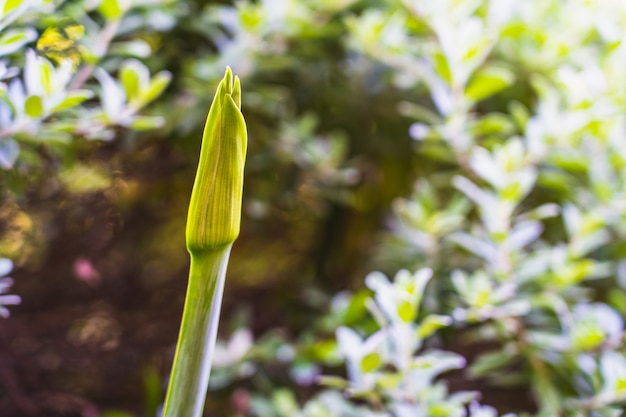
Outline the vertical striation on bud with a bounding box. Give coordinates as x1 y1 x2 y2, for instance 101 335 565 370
186 67 247 253
163 67 247 417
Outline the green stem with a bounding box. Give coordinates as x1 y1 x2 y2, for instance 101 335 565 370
162 245 232 417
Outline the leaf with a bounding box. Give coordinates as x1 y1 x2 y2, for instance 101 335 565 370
0 0 30 32
129 116 165 130
97 0 129 20
24 94 43 117
418 314 452 339
469 113 515 136
507 221 543 251
608 289 626 317
53 90 94 112
108 40 151 58
532 372 562 414
469 349 518 378
430 76 454 115
452 175 497 210
336 327 362 360
449 232 496 262
24 49 42 96
59 164 112 194
0 138 19 169
360 352 382 373
317 375 350 389
397 300 414 322
136 70 171 108
95 68 125 121
413 350 466 377
39 58 54 96
465 66 514 102
397 101 442 124
365 271 389 293
120 59 148 103
432 50 452 85
2 0 25 15
0 27 36 56
469 147 505 188
272 389 299 417
600 351 626 395
509 100 530 131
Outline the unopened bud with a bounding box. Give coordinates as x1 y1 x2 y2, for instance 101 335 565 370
186 67 247 252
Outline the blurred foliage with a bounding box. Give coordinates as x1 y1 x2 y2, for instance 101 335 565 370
4 0 626 417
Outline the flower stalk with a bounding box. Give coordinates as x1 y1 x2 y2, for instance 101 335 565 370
162 67 247 417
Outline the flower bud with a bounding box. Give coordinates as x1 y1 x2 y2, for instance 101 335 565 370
186 67 247 252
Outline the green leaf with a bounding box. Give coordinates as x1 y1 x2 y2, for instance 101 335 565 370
360 352 382 373
469 113 515 136
428 402 464 417
272 389 299 417
97 0 128 20
108 40 151 58
39 58 54 96
53 90 94 112
509 100 530 131
469 349 518 378
397 300 415 322
571 321 605 351
465 66 515 102
25 94 43 117
2 0 24 16
417 314 452 339
533 373 562 415
0 27 36 56
608 289 626 317
59 164 112 194
136 71 171 109
120 60 148 103
24 129 72 143
397 101 442 124
121 68 140 102
433 50 452 85
318 375 350 389
130 116 165 130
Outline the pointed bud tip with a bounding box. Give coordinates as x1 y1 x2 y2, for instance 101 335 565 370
224 66 233 91
232 76 242 109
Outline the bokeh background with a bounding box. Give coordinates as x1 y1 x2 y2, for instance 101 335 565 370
3 1 626 416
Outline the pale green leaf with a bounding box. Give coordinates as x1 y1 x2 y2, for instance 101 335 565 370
24 94 43 117
97 0 128 20
136 70 171 108
0 138 19 169
466 66 515 102
129 116 164 130
53 90 94 112
0 27 36 56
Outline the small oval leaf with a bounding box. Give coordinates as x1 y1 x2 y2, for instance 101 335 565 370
24 94 43 117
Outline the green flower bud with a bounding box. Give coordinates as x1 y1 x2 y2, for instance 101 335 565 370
186 67 247 252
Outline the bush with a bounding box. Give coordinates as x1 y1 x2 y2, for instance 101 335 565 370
203 1 626 416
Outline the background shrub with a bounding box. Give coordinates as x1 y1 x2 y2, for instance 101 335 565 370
3 1 626 416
